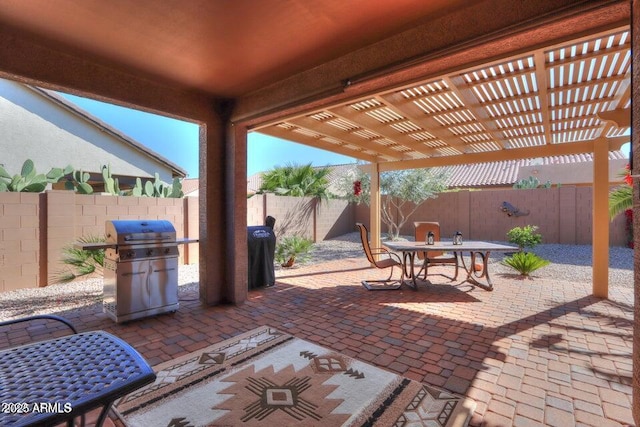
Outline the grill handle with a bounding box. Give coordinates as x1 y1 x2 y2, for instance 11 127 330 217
124 234 173 242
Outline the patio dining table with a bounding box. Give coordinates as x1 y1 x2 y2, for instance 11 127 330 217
0 331 156 427
383 240 518 291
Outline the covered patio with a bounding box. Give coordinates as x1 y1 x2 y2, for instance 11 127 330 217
1 257 633 426
0 0 636 425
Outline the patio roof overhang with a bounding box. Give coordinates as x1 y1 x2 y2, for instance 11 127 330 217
0 0 632 303
255 26 631 167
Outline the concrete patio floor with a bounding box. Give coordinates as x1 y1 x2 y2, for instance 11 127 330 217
2 257 634 427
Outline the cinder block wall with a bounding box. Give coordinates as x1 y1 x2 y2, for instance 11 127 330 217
355 187 627 246
316 199 353 240
0 193 41 291
246 194 355 241
0 191 194 291
0 187 627 292
247 194 264 226
46 191 187 285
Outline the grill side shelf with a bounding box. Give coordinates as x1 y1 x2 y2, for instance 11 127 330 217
74 242 117 250
176 238 199 245
75 239 197 250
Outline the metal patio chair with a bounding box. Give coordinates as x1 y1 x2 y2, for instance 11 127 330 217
414 221 459 281
356 223 402 290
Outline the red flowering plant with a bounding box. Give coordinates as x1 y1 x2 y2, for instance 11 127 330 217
608 163 633 248
353 180 362 197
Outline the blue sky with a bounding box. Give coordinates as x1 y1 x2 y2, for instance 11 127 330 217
58 93 630 178
58 93 355 178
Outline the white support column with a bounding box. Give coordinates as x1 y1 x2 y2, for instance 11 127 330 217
370 163 381 258
592 137 609 298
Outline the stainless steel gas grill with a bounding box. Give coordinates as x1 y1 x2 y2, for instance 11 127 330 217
102 220 180 323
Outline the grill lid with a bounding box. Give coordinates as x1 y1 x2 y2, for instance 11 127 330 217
106 220 176 245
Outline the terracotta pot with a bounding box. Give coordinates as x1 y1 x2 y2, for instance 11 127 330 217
282 256 295 268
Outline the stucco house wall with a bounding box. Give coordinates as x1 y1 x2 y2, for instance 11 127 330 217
0 78 183 183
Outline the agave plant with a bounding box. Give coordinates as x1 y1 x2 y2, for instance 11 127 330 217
53 235 106 283
502 252 550 277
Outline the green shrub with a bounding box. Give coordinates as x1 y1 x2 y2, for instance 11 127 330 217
502 252 550 276
53 235 105 283
507 225 542 251
275 235 314 267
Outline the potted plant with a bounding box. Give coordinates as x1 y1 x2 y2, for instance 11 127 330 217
275 235 313 268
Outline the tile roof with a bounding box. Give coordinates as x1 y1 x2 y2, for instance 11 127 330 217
439 151 628 188
246 150 628 193
181 178 200 196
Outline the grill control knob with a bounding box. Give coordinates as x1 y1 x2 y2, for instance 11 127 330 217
146 249 154 256
164 248 171 254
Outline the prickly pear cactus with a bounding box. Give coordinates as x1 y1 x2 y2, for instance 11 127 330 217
132 177 143 197
0 159 69 192
168 177 184 198
101 164 120 195
69 169 93 194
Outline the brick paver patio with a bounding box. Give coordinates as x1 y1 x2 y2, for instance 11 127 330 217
1 257 634 426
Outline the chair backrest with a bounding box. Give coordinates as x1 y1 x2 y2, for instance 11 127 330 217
356 223 376 265
414 221 444 259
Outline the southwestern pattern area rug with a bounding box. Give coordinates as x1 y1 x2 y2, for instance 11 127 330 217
115 326 475 427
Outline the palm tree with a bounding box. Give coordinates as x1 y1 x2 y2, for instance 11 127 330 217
609 164 632 219
258 163 332 200
609 185 632 218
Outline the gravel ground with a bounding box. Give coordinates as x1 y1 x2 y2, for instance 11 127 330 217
0 232 633 320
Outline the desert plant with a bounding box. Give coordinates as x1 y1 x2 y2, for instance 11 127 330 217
102 164 121 195
168 177 184 198
54 235 106 283
132 177 144 197
258 163 332 200
513 176 539 189
144 173 163 197
342 165 450 240
64 169 94 194
513 176 552 189
502 252 550 276
275 235 314 267
609 185 632 219
506 225 542 251
609 164 632 219
128 174 183 198
0 160 71 192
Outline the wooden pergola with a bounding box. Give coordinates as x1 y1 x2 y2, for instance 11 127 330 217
256 26 630 299
0 0 637 422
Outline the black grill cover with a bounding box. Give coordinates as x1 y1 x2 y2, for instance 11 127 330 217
247 226 276 289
